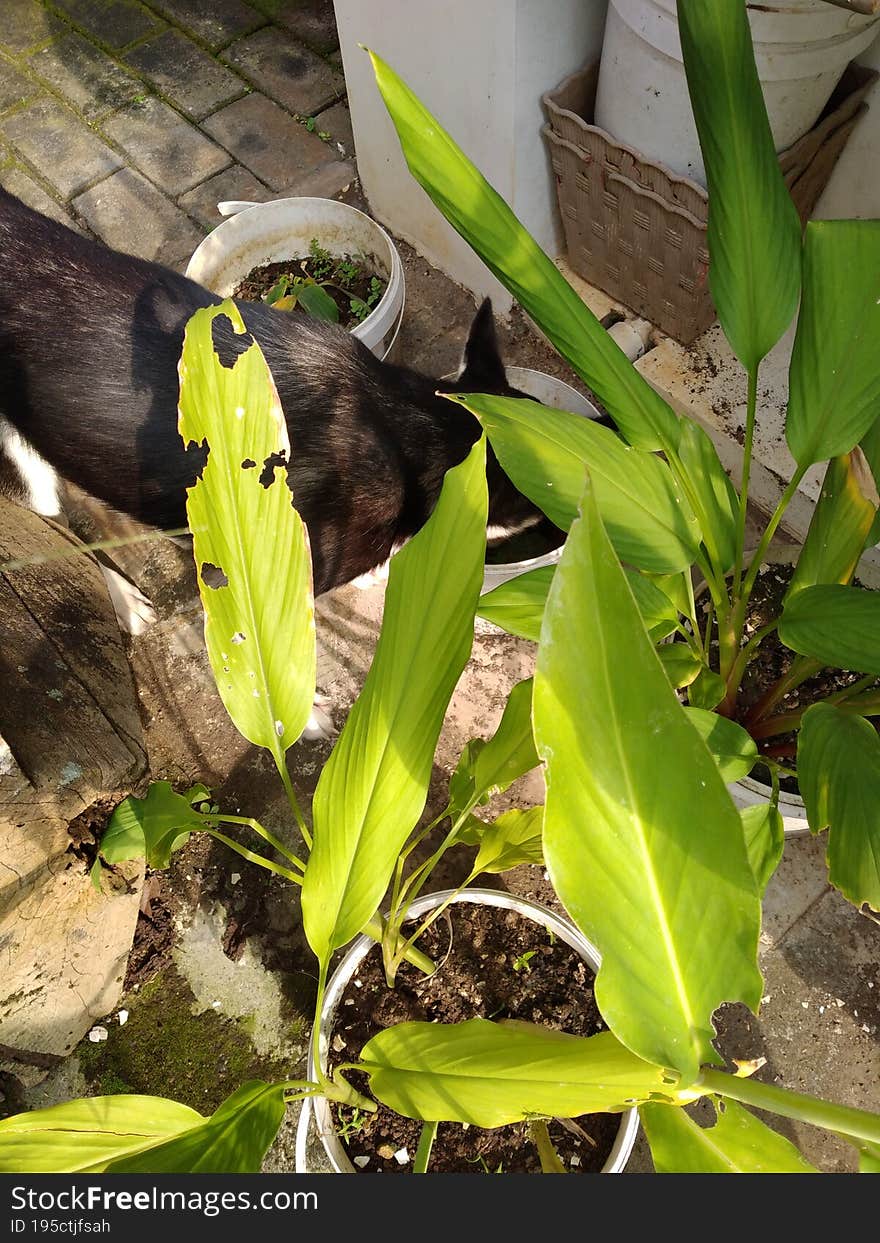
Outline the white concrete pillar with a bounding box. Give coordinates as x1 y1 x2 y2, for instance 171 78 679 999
334 0 609 314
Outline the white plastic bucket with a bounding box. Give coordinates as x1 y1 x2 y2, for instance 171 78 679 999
481 367 601 592
295 887 640 1174
595 0 880 185
185 197 405 361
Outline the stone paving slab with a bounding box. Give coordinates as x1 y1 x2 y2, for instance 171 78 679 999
201 91 340 191
0 162 80 229
73 164 203 264
268 0 338 56
221 25 343 117
316 98 353 158
0 52 41 111
2 95 122 197
48 0 164 50
103 93 230 195
146 0 265 52
30 30 141 120
0 1 61 53
125 27 245 120
176 161 268 229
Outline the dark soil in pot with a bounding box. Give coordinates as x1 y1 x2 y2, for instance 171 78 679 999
699 561 880 794
327 902 621 1173
233 250 386 329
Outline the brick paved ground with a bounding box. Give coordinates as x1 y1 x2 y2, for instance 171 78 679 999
0 0 356 267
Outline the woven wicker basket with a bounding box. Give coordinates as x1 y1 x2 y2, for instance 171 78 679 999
543 63 877 345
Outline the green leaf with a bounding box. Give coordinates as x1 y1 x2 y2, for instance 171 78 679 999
534 479 762 1081
447 392 699 573
302 440 488 964
641 1098 817 1173
740 802 785 894
857 1141 880 1173
677 420 738 575
296 281 340 322
447 678 539 818
107 1082 286 1174
179 302 316 765
787 453 878 601
779 584 880 675
359 1019 688 1127
687 666 726 712
798 703 880 910
99 781 204 869
858 415 880 548
477 566 554 641
0 1095 204 1173
683 709 758 784
467 806 545 874
656 643 704 690
786 221 880 467
368 48 679 453
625 570 681 642
677 0 801 373
650 571 695 623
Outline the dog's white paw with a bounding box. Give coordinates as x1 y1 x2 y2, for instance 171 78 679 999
301 692 336 741
100 565 157 636
351 560 391 590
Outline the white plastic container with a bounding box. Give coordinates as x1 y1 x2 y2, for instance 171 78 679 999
480 367 602 592
185 197 405 361
295 887 640 1174
595 0 880 184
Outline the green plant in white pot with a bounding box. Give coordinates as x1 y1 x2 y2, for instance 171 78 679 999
368 0 880 915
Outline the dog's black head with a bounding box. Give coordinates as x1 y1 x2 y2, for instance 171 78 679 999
439 297 553 545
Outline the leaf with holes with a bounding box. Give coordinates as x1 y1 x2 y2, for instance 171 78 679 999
641 1098 817 1173
178 302 315 770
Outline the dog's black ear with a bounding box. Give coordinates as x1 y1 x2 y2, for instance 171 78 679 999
459 297 506 388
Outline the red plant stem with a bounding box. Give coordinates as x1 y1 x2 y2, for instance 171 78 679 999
761 740 798 761
742 656 821 730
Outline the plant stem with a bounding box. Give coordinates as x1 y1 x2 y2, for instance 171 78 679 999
204 829 303 885
733 367 759 602
718 620 780 717
529 1120 566 1173
740 465 808 606
395 868 481 976
699 1068 880 1147
210 813 305 870
413 1121 438 1173
743 655 821 729
362 914 435 976
752 683 880 741
277 757 311 849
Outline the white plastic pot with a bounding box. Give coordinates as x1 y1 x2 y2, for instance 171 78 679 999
295 887 640 1175
185 197 405 361
595 0 880 184
479 367 602 593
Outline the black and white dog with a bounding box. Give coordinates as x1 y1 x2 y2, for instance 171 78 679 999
0 188 543 623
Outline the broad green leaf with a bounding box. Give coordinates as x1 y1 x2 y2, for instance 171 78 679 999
740 803 785 894
99 781 204 869
779 584 880 675
446 392 699 573
786 221 880 467
534 479 762 1081
296 282 339 322
302 440 487 964
649 571 695 623
0 1095 203 1173
657 643 704 690
798 703 880 910
687 666 726 712
179 302 315 765
787 453 878 598
107 1082 286 1174
477 566 554 641
360 1019 689 1127
465 806 545 874
641 1098 817 1173
683 709 758 784
369 49 680 453
625 569 681 642
447 678 539 818
677 0 801 373
677 420 738 575
478 566 678 644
